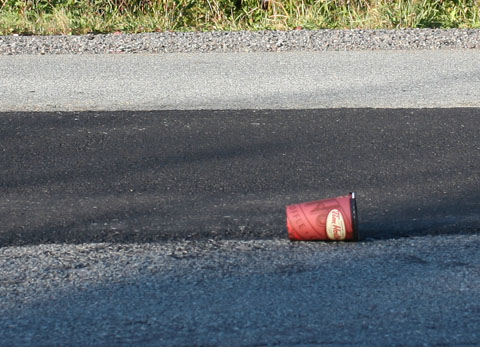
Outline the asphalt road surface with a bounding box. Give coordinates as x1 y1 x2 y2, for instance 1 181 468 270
2 51 480 112
1 108 479 245
1 108 479 345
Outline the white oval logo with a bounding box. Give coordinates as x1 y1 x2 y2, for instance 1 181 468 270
326 209 346 240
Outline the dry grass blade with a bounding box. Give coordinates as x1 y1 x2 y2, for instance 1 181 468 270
0 0 480 35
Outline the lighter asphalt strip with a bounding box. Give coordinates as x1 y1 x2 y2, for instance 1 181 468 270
1 51 480 112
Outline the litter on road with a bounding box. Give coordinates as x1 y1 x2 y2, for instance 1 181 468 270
286 192 359 241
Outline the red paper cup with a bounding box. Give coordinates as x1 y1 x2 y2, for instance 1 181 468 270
286 192 359 241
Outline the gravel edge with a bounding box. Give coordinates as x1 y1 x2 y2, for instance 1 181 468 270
1 29 480 55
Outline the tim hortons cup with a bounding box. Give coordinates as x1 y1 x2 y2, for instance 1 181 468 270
286 192 359 241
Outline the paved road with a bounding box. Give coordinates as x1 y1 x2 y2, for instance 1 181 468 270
1 45 480 347
1 51 480 112
2 236 480 346
1 108 479 245
1 108 479 345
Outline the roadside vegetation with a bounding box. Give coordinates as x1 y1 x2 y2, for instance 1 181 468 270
1 0 480 35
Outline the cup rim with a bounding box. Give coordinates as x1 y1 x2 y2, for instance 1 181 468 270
350 192 359 241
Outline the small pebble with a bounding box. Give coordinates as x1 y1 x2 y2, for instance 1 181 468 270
0 29 479 55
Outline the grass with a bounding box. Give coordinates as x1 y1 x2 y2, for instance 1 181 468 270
1 0 480 35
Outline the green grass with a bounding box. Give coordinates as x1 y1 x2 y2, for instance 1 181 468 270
1 0 480 35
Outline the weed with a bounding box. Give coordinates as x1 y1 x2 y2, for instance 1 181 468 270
0 0 479 35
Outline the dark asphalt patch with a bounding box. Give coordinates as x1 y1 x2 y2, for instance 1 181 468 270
1 108 479 246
